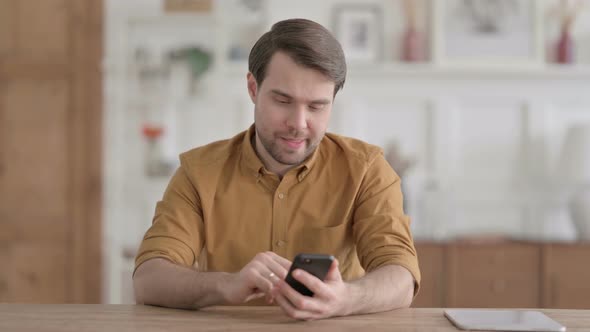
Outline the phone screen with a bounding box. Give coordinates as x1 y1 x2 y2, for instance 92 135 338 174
284 253 334 296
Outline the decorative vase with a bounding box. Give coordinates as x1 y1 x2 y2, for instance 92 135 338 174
142 124 173 177
401 26 423 62
556 26 574 64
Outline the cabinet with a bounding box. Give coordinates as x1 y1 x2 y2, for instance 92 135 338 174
447 243 541 308
543 244 590 309
414 242 590 309
413 243 445 308
0 0 103 303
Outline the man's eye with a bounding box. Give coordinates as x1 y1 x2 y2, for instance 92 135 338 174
277 99 290 104
309 104 325 111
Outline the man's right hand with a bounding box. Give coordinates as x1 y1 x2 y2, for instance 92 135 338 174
220 251 291 304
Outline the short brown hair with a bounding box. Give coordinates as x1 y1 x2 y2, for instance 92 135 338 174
248 18 347 96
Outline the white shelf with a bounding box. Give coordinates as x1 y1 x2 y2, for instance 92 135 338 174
220 60 590 80
348 63 590 80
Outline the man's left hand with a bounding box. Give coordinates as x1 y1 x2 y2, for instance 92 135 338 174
269 259 351 320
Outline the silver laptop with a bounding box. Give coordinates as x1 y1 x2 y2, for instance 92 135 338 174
444 309 566 332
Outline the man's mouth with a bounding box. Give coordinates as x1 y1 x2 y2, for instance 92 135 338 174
281 137 305 149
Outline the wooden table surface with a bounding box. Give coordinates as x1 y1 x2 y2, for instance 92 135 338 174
0 304 589 331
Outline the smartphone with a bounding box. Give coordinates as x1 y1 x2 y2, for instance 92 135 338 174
284 253 335 297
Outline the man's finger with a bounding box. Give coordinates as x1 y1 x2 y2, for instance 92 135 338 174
277 279 324 314
265 291 275 304
267 252 293 271
244 291 265 303
258 252 291 279
324 259 342 282
250 268 275 294
291 269 330 298
274 292 318 321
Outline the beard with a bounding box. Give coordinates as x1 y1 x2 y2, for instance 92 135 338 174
256 127 322 166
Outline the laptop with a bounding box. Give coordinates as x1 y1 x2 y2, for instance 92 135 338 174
444 309 567 332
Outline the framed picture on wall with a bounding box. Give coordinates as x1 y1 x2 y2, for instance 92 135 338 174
434 0 542 66
333 5 383 63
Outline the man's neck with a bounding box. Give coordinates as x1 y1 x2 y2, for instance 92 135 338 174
251 133 294 179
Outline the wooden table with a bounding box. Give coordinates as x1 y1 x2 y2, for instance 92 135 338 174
0 305 589 331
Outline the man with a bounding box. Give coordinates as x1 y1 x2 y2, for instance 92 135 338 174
133 18 420 320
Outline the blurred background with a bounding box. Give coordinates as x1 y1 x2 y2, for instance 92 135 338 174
1 0 590 308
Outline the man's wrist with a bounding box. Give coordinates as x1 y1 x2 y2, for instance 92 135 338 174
340 281 361 316
214 272 236 304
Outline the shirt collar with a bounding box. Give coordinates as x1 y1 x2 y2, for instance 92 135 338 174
240 124 321 181
241 125 265 177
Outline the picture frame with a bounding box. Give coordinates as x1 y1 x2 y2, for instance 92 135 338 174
163 0 213 13
333 5 383 63
433 0 543 67
225 0 268 63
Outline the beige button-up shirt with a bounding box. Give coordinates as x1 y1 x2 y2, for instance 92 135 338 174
135 125 421 295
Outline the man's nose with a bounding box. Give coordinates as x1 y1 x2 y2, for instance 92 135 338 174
286 106 308 131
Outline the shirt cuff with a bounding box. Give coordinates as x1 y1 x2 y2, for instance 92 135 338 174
134 236 195 275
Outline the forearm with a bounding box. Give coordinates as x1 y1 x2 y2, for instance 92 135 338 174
133 258 231 309
344 264 414 315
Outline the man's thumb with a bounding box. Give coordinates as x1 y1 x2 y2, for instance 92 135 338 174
325 259 341 282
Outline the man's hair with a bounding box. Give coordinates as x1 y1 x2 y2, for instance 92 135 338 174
248 18 347 96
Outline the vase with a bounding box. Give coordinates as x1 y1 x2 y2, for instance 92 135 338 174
401 27 423 62
556 27 574 64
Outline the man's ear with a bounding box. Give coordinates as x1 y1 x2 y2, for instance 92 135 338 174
247 72 258 104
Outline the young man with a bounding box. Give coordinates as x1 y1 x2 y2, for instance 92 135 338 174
133 18 420 320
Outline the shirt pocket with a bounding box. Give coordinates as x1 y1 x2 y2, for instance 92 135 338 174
294 222 350 256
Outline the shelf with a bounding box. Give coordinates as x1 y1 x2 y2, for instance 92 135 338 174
347 63 590 80
219 60 590 80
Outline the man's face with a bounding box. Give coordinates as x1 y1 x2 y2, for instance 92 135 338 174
247 52 335 167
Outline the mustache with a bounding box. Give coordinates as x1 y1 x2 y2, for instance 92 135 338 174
278 130 307 140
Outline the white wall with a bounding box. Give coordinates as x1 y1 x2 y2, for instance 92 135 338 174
103 0 590 303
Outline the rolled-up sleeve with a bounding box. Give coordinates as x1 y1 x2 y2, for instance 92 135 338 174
134 165 205 274
352 152 421 293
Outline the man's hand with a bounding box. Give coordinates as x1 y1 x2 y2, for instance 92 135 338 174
221 251 291 304
270 259 351 320
271 263 415 320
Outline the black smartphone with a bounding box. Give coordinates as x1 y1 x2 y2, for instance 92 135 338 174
284 253 334 297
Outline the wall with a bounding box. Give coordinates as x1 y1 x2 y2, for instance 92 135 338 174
103 0 590 303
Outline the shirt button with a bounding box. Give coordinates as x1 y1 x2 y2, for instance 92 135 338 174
276 240 286 247
278 193 285 199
